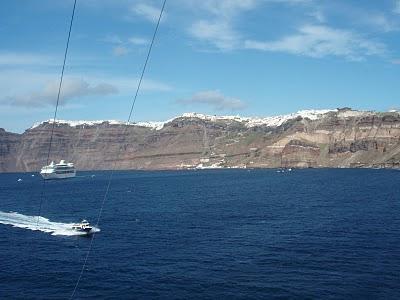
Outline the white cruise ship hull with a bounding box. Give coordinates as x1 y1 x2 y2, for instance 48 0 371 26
40 160 76 180
40 171 76 180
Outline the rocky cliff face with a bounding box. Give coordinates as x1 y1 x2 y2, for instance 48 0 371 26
0 128 20 172
1 109 400 172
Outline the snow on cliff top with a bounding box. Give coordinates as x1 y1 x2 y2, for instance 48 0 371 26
31 109 382 131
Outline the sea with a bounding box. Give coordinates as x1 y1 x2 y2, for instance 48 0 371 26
0 169 400 299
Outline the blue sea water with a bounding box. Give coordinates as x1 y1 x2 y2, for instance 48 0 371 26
0 169 400 299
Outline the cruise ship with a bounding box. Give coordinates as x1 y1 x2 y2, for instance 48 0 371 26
40 160 76 179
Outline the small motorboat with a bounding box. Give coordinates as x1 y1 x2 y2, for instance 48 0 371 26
72 220 93 234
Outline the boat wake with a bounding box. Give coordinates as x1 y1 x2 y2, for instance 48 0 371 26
0 211 100 236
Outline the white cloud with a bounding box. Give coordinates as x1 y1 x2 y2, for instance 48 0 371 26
177 90 246 111
113 46 130 56
195 0 258 17
309 10 325 23
128 37 149 45
4 78 118 107
185 0 312 51
186 0 307 17
363 13 398 32
244 25 386 60
185 0 257 51
183 0 389 61
189 20 240 51
102 35 123 44
0 52 55 66
0 70 173 110
394 0 400 14
131 2 165 23
103 35 149 56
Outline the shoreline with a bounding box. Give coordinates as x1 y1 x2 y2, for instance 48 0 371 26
2 166 399 175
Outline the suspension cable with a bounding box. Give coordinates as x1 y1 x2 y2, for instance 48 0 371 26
36 0 77 227
70 0 167 298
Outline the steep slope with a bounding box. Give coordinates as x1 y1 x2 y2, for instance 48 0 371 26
0 129 19 172
1 109 399 172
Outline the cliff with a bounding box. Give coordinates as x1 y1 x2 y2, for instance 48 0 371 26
1 109 400 172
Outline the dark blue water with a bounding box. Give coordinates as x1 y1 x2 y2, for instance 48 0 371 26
1 169 400 299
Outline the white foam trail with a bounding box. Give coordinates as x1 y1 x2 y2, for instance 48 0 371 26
0 211 100 236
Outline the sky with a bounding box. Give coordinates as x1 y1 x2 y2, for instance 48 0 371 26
1 0 400 132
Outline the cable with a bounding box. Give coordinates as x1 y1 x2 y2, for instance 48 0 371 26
36 0 77 228
69 0 167 298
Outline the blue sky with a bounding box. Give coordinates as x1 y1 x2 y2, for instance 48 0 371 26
1 0 400 132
